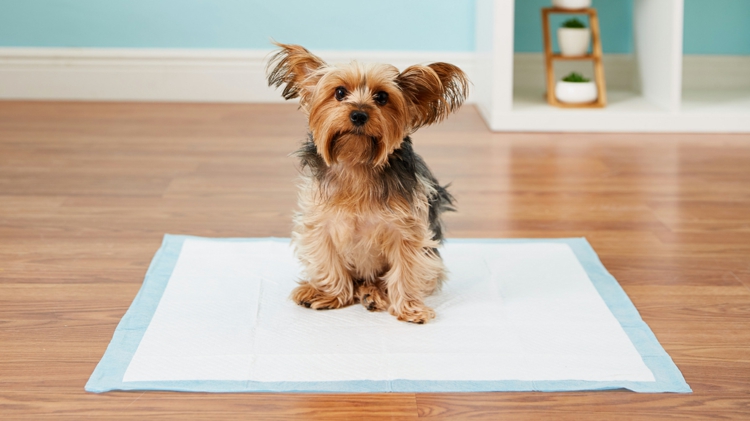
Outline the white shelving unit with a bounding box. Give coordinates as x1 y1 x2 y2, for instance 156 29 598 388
475 0 750 132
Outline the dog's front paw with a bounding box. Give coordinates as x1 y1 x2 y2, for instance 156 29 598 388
291 281 349 310
356 283 389 312
390 302 436 324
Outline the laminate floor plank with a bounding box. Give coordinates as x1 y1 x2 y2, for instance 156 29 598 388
1 101 749 419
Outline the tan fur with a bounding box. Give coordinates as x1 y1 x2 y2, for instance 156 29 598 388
355 280 389 312
268 43 467 323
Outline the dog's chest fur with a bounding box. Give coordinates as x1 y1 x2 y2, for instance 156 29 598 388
324 207 405 280
292 135 452 281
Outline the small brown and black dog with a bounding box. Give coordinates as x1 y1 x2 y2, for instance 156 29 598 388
266 43 468 323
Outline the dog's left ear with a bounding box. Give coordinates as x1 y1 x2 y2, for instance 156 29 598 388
266 42 328 106
396 63 469 131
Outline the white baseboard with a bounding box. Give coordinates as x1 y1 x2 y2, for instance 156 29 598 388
0 48 477 103
513 53 637 90
1 47 747 102
682 55 750 90
2 48 748 132
513 53 750 91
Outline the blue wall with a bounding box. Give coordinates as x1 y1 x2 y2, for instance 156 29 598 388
683 0 750 54
514 0 633 54
0 0 475 51
0 0 748 54
514 0 750 55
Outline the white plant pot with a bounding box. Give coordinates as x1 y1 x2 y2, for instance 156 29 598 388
558 27 590 56
552 0 591 9
555 81 598 104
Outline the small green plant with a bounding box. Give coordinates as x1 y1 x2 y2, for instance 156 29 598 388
562 72 590 83
562 18 586 28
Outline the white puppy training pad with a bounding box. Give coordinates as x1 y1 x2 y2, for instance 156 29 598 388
86 236 690 393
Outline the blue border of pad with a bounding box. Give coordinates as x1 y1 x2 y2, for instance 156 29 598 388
85 235 691 394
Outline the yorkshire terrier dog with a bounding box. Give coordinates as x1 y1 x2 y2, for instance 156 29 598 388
266 43 468 323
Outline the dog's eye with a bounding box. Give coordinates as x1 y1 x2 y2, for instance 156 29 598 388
334 86 347 101
374 91 389 106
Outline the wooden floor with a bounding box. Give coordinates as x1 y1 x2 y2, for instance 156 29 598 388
1 101 749 420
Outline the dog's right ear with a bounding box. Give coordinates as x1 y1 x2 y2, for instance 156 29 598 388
396 63 468 131
266 43 327 105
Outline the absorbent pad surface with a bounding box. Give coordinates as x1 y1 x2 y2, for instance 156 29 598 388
86 236 690 393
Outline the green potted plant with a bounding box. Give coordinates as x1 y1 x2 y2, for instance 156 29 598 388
555 72 597 103
558 18 590 57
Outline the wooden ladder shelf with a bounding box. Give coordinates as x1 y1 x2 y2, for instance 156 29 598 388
542 7 607 108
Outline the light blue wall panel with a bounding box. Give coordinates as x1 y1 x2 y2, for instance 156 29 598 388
514 0 750 55
0 0 748 54
514 0 634 54
0 0 475 51
683 0 750 55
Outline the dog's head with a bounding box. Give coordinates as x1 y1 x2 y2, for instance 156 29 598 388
267 43 468 167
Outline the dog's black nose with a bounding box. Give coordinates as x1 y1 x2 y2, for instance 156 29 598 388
349 111 369 126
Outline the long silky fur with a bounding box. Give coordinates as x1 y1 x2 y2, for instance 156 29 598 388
295 134 455 243
396 62 470 131
266 43 326 102
267 43 468 324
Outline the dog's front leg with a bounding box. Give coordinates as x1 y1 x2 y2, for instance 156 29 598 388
383 229 445 324
291 229 355 310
